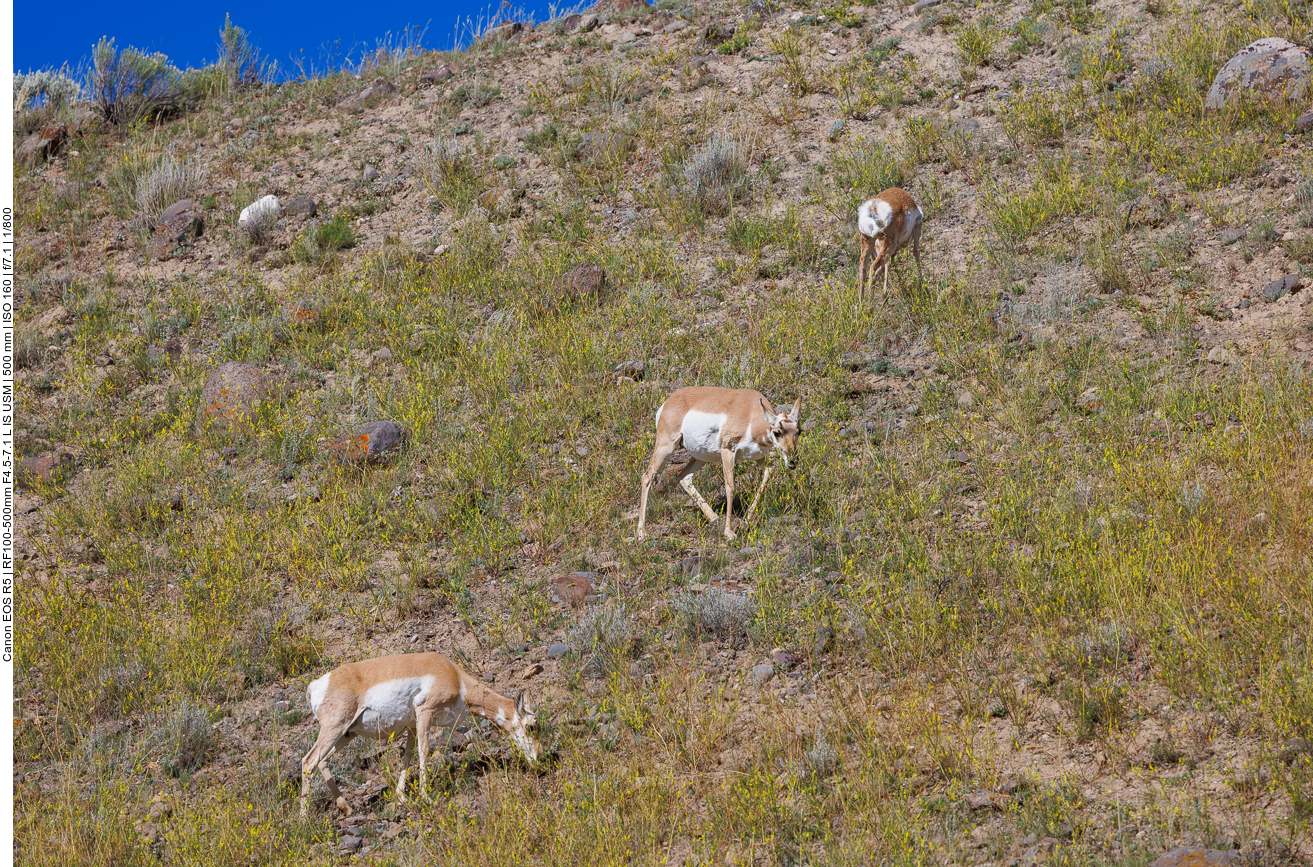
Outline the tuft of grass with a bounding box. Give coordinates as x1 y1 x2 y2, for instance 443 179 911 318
568 603 637 676
672 587 756 639
133 151 206 232
682 134 750 216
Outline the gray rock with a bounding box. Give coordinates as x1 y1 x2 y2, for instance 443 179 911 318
363 164 380 183
1206 37 1311 109
812 625 835 657
150 200 204 258
703 23 736 46
200 362 280 431
482 21 524 43
1261 273 1302 302
663 20 688 32
283 194 317 217
750 663 776 686
1147 848 1242 867
420 65 455 84
328 420 406 464
577 131 634 163
578 14 599 32
828 119 846 140
547 642 571 659
614 360 646 379
913 0 944 13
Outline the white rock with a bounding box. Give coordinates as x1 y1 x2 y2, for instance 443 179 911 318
238 195 283 232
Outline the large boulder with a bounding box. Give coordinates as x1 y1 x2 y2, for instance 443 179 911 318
200 362 280 431
16 123 69 166
148 200 204 259
17 451 76 490
1205 37 1311 109
1147 849 1241 867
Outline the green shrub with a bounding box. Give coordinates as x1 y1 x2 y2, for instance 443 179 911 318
13 67 81 111
86 37 184 126
217 14 272 91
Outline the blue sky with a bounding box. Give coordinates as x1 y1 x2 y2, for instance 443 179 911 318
14 1 569 78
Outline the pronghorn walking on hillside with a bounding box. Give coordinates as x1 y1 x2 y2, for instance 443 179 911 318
637 387 802 541
300 652 539 817
857 187 924 304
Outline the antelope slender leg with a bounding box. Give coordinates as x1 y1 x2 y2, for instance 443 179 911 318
720 448 738 540
679 470 719 523
638 436 680 540
743 465 774 525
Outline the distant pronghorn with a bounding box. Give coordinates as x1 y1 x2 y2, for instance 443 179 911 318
637 387 802 541
857 187 924 304
300 653 539 817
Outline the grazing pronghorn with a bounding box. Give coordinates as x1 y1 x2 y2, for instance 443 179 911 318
857 187 924 304
637 387 802 541
300 652 539 817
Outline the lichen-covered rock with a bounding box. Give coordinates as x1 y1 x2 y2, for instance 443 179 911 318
1148 848 1241 867
1205 37 1311 109
200 362 278 431
327 420 406 464
17 451 75 490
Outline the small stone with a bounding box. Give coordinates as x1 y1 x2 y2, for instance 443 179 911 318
273 700 290 713
1206 346 1232 364
547 642 571 659
769 648 796 667
1294 109 1313 132
420 65 455 84
703 23 736 46
337 836 363 854
522 662 544 679
828 119 846 140
750 663 776 686
965 790 1010 810
363 164 380 182
913 0 944 12
372 347 393 363
1278 736 1310 763
1076 387 1103 414
956 390 975 409
812 625 835 657
663 19 687 32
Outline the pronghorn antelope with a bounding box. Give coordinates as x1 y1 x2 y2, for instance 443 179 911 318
637 387 802 541
857 187 924 304
300 652 539 817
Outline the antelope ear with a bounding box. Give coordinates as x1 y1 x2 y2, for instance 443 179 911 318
790 397 802 421
516 690 527 715
760 398 779 426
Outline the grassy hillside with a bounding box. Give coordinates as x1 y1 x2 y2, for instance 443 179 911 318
13 0 1313 863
